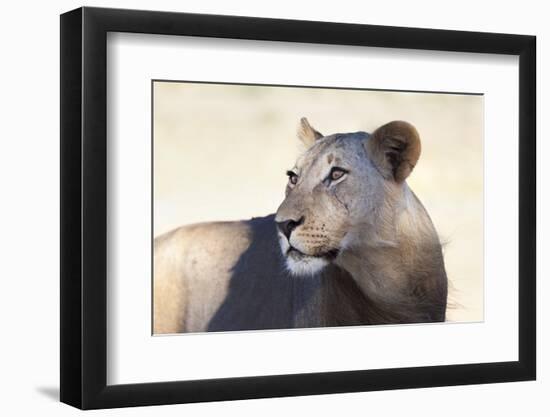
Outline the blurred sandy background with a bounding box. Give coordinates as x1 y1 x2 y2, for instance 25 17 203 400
153 81 483 323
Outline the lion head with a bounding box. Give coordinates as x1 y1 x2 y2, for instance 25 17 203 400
275 117 422 276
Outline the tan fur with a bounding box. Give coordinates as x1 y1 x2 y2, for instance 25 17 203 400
154 118 447 333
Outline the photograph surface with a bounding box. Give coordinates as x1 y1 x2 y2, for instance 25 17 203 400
152 81 483 334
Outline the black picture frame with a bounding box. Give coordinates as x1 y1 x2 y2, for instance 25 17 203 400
60 6 536 410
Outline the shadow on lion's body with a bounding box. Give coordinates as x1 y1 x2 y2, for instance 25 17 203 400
208 214 374 331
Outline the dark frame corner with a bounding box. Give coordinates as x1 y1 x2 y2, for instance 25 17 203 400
60 6 536 409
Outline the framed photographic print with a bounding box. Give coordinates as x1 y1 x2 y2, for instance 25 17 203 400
60 6 536 409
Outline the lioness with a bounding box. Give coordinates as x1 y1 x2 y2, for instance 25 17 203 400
154 118 447 333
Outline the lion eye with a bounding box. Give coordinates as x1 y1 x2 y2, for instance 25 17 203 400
329 167 347 181
286 171 298 186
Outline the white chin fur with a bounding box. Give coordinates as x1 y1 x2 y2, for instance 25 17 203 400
278 233 329 276
285 255 328 277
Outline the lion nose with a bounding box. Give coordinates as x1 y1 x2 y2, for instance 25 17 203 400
276 217 304 240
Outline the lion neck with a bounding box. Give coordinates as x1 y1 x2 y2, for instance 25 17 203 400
335 183 443 306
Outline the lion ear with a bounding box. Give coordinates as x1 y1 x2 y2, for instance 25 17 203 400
366 121 421 183
297 117 323 147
